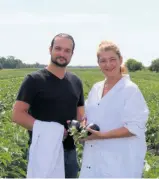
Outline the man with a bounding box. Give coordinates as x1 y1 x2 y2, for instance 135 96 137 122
12 33 85 178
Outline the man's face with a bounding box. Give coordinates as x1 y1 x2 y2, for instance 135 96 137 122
50 36 73 67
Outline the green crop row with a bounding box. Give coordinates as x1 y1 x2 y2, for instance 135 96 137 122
0 69 159 178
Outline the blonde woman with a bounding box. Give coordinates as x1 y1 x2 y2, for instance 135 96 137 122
79 41 149 178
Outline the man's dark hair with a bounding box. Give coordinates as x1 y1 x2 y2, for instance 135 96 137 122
50 33 75 53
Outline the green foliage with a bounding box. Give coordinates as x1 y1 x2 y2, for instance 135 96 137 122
0 56 46 69
149 58 159 72
0 68 38 80
68 126 87 168
0 68 159 178
126 58 143 72
143 151 159 178
0 63 2 69
0 78 28 177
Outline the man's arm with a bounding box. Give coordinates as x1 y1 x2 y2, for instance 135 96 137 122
77 106 85 121
76 79 85 123
12 75 37 130
12 101 35 130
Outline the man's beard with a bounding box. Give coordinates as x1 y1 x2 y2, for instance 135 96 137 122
51 56 69 67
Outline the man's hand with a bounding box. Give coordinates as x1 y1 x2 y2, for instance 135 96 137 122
64 128 68 137
63 128 68 141
63 120 71 141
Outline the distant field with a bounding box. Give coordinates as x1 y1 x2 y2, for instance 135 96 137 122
0 68 38 79
0 68 159 178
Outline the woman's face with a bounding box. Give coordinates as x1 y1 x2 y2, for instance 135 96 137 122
98 50 122 78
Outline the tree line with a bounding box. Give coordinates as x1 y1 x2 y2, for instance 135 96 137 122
125 58 159 72
0 56 159 72
0 56 46 69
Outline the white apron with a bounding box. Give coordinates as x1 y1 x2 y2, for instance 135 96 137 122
79 75 149 178
27 120 65 178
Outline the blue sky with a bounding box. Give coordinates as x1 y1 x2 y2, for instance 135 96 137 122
0 0 158 66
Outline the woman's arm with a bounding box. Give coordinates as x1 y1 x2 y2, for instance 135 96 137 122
101 127 134 139
84 87 149 141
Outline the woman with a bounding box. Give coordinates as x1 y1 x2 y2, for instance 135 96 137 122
79 41 149 178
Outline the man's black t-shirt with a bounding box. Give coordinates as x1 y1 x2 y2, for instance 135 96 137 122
16 68 84 150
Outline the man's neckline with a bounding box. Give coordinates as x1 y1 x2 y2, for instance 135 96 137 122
44 68 67 80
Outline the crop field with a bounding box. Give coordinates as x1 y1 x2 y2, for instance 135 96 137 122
0 68 159 178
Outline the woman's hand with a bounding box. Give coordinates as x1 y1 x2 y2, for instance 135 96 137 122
80 127 104 141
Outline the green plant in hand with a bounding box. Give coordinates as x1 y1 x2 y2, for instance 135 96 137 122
68 123 87 168
68 120 100 169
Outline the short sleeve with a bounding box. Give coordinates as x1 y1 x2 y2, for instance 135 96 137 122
122 87 149 138
77 80 84 107
16 74 37 105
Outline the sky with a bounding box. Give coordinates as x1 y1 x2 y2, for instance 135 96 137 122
0 0 159 66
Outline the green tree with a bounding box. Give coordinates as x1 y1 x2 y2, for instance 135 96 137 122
126 59 143 72
0 56 46 69
0 63 3 69
149 58 159 72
